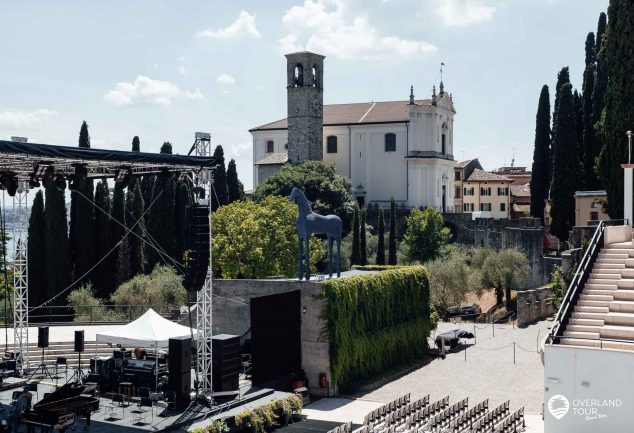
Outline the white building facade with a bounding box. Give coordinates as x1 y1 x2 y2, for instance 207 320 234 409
251 85 456 210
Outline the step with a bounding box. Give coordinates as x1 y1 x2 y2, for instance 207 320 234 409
594 263 626 269
577 300 611 308
591 273 621 280
572 311 607 321
589 268 623 274
623 269 634 279
566 323 603 333
585 289 616 297
605 312 634 326
580 294 613 302
603 247 634 254
599 340 634 352
586 279 620 286
609 301 634 313
575 305 610 314
569 318 605 327
601 325 634 340
618 280 634 289
598 253 630 259
559 338 601 348
626 259 634 268
614 290 634 301
564 330 600 339
585 283 618 291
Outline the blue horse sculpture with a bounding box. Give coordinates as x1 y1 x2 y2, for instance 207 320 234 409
289 188 342 280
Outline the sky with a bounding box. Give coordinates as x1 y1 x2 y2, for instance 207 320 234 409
0 0 608 191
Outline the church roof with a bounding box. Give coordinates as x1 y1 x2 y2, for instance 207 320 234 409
511 184 531 197
466 169 512 182
456 159 475 168
255 152 288 165
249 99 433 131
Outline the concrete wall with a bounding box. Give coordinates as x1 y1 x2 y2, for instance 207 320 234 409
212 279 332 396
516 285 556 327
604 225 632 246
544 345 634 433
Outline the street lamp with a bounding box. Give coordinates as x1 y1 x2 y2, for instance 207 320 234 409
628 130 632 164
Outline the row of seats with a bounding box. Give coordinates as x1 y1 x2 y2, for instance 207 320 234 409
471 401 511 433
326 421 353 433
447 399 490 432
363 393 415 426
424 397 470 431
493 408 525 433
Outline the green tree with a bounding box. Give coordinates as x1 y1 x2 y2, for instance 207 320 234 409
592 12 608 184
146 171 176 270
551 67 571 177
128 179 146 275
254 160 353 230
550 83 584 242
69 121 96 286
140 175 155 213
360 208 367 266
115 236 132 287
426 250 470 313
27 190 46 308
482 249 529 309
529 85 552 224
582 32 600 189
574 90 584 166
226 159 245 203
350 205 360 265
93 180 112 298
211 145 228 211
403 207 451 263
174 180 192 262
376 208 386 265
132 136 140 152
110 184 126 283
160 141 172 154
388 197 397 265
212 196 324 278
44 183 70 303
598 1 634 218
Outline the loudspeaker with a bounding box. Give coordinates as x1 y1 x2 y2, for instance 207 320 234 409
183 205 210 291
74 330 85 353
37 326 49 348
169 336 191 410
212 334 240 392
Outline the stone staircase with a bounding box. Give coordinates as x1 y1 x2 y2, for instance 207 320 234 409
21 341 113 370
561 239 634 351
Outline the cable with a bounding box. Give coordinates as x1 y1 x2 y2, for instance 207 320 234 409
29 189 165 311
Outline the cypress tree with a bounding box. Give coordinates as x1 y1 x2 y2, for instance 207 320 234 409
93 180 112 298
44 182 70 303
128 179 146 275
132 136 140 152
388 197 397 265
160 141 172 154
174 180 192 263
598 1 634 218
110 183 126 287
350 205 360 265
211 145 228 211
360 208 367 266
551 67 571 177
573 90 585 176
115 237 132 287
550 83 584 241
376 208 386 265
226 159 245 203
530 85 552 224
582 32 600 189
592 12 608 130
141 175 155 212
146 170 176 271
27 190 47 309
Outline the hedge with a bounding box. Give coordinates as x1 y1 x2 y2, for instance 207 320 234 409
322 266 433 391
351 265 405 271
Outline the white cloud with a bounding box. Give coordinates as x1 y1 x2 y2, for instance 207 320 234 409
0 109 58 130
104 76 204 106
217 74 236 85
279 0 436 61
197 10 261 40
226 141 251 159
435 0 496 26
179 65 187 76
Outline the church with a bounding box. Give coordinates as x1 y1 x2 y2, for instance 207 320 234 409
250 51 457 210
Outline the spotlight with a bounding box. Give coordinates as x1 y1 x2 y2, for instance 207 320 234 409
176 172 189 184
42 166 55 188
68 165 88 191
54 173 66 191
114 168 132 188
34 164 48 177
28 174 40 188
0 173 18 197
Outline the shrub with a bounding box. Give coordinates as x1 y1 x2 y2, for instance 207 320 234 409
402 207 450 263
549 266 567 309
67 284 123 322
235 396 302 433
191 420 229 433
322 266 432 391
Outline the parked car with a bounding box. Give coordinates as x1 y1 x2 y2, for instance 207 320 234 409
460 303 482 320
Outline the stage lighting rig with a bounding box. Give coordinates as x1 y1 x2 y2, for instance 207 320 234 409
42 166 55 188
0 173 18 196
114 167 132 188
68 164 88 191
54 173 66 190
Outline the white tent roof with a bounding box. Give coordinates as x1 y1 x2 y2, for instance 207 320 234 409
96 308 196 348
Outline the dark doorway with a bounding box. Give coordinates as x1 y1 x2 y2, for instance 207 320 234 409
250 290 301 386
442 185 446 213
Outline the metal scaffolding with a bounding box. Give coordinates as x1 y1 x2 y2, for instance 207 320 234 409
13 181 29 371
191 132 214 394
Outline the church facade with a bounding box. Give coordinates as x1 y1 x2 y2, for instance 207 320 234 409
250 52 457 210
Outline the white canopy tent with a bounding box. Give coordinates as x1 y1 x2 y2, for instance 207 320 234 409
96 308 197 390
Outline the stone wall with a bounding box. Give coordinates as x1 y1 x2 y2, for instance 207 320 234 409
211 278 332 396
255 164 283 187
516 285 557 327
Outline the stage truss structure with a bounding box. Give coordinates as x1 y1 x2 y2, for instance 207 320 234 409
0 138 215 376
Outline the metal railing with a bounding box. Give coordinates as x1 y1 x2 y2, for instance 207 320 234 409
548 219 629 343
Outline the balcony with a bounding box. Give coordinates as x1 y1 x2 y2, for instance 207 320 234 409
406 150 454 161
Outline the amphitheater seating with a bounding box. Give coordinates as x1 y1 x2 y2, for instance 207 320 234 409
326 421 353 433
360 395 524 433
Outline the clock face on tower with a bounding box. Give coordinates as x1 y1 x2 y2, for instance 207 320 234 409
309 97 322 117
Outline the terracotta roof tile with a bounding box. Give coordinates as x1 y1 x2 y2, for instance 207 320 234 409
255 153 288 165
250 99 432 131
466 169 511 182
511 184 531 197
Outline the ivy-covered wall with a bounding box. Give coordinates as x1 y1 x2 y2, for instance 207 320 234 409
322 266 433 391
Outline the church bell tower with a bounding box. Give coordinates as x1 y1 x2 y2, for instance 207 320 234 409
285 51 325 164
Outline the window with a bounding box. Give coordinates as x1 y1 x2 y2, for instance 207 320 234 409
284 143 288 150
497 187 509 196
455 171 461 181
455 187 461 198
463 187 475 196
327 136 338 153
294 64 303 87
312 64 319 87
385 133 396 152
266 140 274 153
480 187 492 196
500 203 506 212
441 134 446 155
463 203 474 212
590 211 599 221
480 203 491 212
